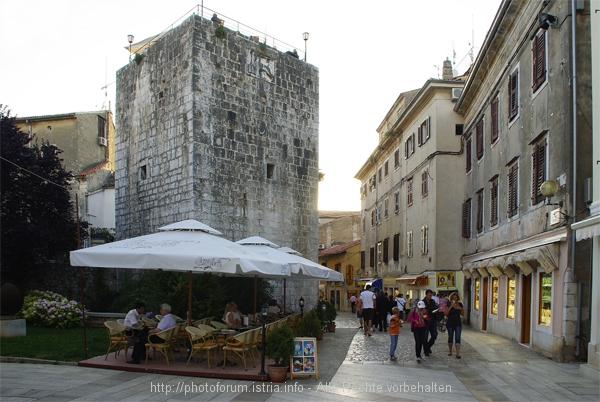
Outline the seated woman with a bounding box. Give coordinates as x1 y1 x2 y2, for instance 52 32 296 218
224 302 242 325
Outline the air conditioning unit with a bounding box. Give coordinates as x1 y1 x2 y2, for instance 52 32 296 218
451 88 463 101
318 244 325 250
97 137 108 147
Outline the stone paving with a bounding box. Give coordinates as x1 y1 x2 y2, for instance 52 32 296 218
0 312 598 401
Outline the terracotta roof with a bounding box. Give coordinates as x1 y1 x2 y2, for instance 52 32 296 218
318 239 361 258
102 173 115 189
76 161 110 178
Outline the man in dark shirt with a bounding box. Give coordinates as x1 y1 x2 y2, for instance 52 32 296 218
376 291 389 332
422 289 438 356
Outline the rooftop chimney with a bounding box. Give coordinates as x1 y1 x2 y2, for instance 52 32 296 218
442 58 454 80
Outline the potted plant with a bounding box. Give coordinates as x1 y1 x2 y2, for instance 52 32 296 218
295 309 324 340
264 325 295 382
324 301 337 332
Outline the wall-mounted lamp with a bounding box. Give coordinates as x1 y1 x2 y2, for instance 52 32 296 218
299 296 304 318
302 32 309 62
538 13 557 30
127 35 135 62
540 179 563 207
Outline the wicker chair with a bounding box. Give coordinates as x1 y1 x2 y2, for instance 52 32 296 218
222 330 255 370
145 327 176 366
185 326 220 368
103 321 129 360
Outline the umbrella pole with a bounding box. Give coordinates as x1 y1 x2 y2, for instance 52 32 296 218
188 271 192 326
283 278 286 314
254 276 257 315
76 194 88 361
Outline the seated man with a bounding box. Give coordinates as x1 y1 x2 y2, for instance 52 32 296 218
268 298 283 314
128 303 176 364
224 302 242 325
123 301 145 340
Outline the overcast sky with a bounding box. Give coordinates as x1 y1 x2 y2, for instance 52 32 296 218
0 0 501 211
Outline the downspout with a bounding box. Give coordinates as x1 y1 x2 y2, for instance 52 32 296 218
569 0 582 358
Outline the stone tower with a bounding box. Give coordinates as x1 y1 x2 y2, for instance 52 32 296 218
115 14 320 265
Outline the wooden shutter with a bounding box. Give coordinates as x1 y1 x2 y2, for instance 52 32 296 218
476 120 484 159
407 179 413 206
466 138 472 172
425 117 431 141
421 170 428 196
491 98 499 143
383 238 389 262
477 191 484 233
361 251 366 269
417 126 422 146
490 180 498 226
393 234 399 261
462 200 471 238
533 32 546 91
508 164 518 217
532 139 547 204
404 140 408 158
509 71 519 119
369 247 375 267
411 133 415 154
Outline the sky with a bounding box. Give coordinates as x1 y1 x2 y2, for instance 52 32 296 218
0 0 501 212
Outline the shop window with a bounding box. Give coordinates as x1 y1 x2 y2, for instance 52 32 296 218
491 277 499 315
507 276 516 319
474 278 480 310
540 272 552 325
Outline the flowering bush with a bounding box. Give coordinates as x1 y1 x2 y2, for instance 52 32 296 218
18 290 86 328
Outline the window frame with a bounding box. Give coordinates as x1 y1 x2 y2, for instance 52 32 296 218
384 198 389 220
474 278 480 310
508 162 519 218
421 225 429 255
476 189 484 234
466 136 472 173
531 137 547 205
508 68 520 121
382 238 389 263
539 272 552 326
491 277 499 315
393 234 400 261
490 177 499 227
491 97 499 144
421 169 429 198
406 231 413 258
532 29 548 94
462 199 471 238
394 191 400 214
506 276 516 319
407 178 413 207
476 118 484 160
394 149 401 169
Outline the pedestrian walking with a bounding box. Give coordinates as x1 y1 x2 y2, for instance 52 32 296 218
360 285 376 337
422 289 438 356
408 300 430 362
396 293 406 320
376 290 389 332
349 294 357 313
356 295 363 329
388 306 404 361
445 292 465 359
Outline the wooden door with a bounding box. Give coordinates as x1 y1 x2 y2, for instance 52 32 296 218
520 274 532 344
482 277 489 331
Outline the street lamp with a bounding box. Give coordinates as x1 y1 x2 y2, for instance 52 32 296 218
302 32 309 62
127 35 134 62
299 296 305 318
258 302 269 376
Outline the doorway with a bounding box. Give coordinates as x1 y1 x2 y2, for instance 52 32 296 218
520 274 532 344
482 277 489 331
330 289 340 311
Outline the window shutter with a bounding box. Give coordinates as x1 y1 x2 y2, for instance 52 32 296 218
426 117 431 141
369 247 375 267
393 234 399 261
490 180 498 226
383 238 389 262
466 138 472 172
533 32 546 91
476 120 484 159
417 126 422 146
361 251 365 269
531 145 538 203
491 98 499 143
509 71 519 119
411 133 415 154
404 140 408 158
462 200 471 238
533 139 547 204
508 164 518 217
477 191 484 233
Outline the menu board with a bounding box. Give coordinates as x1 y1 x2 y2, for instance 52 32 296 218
289 337 318 380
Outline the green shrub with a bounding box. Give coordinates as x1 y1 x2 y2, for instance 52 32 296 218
18 290 85 328
264 325 294 366
295 309 322 337
215 25 226 39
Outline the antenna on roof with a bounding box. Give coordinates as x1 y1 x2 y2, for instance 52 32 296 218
101 56 114 111
469 14 475 66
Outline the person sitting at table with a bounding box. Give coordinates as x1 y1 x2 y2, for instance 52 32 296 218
128 303 176 364
224 302 242 325
268 298 283 314
123 301 145 340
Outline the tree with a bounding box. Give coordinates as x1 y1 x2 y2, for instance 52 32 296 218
1 105 86 287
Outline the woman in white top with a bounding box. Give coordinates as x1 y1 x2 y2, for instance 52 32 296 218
224 302 242 325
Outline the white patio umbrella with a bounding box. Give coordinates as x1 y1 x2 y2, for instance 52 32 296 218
70 220 291 277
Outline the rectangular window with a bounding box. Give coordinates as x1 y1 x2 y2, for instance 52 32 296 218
376 203 382 224
508 69 519 121
405 133 415 158
462 199 471 238
491 277 499 315
490 178 499 227
456 124 464 136
394 149 400 169
474 278 480 310
476 119 484 160
507 276 516 319
377 241 382 263
384 198 389 220
531 138 547 205
406 231 413 258
476 189 484 234
382 238 389 263
267 163 275 179
369 175 376 192
369 247 375 267
98 116 106 138
384 160 389 177
407 179 413 207
360 183 367 200
334 263 341 272
361 251 366 270
466 137 472 172
532 30 547 92
421 225 428 255
378 167 382 183
394 191 400 214
491 97 499 143
540 272 552 325
140 165 147 181
393 234 400 261
421 169 429 197
371 209 375 227
508 163 519 218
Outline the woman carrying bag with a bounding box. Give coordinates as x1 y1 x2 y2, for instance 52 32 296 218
408 300 430 362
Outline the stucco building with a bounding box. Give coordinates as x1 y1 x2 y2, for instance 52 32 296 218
14 110 116 237
318 239 361 312
355 68 467 303
455 0 593 362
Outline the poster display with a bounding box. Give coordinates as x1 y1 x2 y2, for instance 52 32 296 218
289 337 318 380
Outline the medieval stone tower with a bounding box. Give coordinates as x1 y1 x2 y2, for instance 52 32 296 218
114 14 319 267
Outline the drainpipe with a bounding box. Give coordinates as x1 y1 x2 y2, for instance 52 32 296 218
569 0 582 358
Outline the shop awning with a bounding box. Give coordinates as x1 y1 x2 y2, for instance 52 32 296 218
396 275 426 285
572 214 600 241
357 278 374 286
